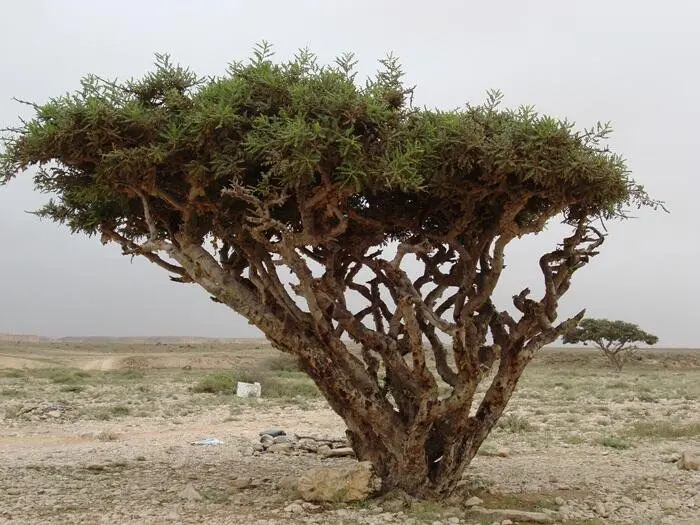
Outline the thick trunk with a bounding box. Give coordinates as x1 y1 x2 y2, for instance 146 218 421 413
343 410 489 497
295 345 526 498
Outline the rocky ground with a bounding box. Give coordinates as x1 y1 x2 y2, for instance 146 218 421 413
0 340 698 524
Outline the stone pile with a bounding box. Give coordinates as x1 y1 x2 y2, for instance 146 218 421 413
13 402 73 421
253 428 356 458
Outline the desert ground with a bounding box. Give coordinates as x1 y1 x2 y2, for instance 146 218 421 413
0 338 698 525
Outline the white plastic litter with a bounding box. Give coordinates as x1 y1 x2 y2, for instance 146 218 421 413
190 437 225 446
236 381 262 398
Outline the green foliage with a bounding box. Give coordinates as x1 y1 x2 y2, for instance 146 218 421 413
191 372 237 393
191 369 320 398
108 370 146 381
1 43 660 245
497 413 535 433
597 435 632 450
627 420 700 439
83 403 132 420
263 354 301 372
563 318 659 348
35 368 90 385
0 388 27 398
60 384 85 393
110 404 131 416
261 375 321 398
563 318 658 371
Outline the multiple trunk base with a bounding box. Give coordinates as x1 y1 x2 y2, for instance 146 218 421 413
301 359 523 499
345 416 485 498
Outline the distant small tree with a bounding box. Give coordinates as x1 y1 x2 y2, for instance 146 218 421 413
562 318 659 371
0 44 664 497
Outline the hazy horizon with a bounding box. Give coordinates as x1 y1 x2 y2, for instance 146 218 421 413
1 1 697 344
2 332 697 350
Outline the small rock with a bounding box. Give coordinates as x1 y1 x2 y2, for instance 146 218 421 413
260 434 274 448
297 461 380 502
260 428 286 437
252 443 264 452
678 451 700 471
662 452 682 463
47 410 62 418
447 517 460 524
501 520 514 525
178 483 202 501
273 435 293 444
497 447 510 458
135 455 146 462
267 442 294 453
594 502 608 517
298 438 319 452
465 496 484 507
231 477 252 489
468 508 554 523
283 503 304 514
554 496 565 506
318 446 355 458
317 445 332 456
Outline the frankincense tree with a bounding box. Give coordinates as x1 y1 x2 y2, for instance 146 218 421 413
0 44 662 497
563 318 659 371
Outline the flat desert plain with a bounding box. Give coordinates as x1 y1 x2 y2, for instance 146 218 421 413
0 338 698 525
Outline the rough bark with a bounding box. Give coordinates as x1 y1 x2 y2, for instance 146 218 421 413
92 181 606 498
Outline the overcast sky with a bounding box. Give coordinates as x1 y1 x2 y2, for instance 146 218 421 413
0 1 696 345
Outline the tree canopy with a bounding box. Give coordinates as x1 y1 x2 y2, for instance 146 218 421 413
0 44 662 497
563 318 659 370
1 44 657 246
